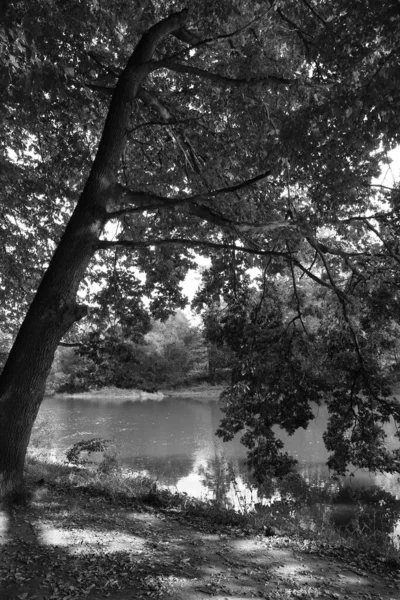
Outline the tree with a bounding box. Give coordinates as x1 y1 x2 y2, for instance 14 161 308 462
1 0 400 496
60 310 204 391
195 265 400 483
144 311 205 386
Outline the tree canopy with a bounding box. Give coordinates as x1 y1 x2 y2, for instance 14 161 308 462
1 0 400 493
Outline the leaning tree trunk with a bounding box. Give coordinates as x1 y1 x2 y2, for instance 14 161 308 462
0 10 188 497
0 202 105 496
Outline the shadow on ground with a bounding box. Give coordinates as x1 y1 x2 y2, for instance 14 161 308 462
1 483 399 600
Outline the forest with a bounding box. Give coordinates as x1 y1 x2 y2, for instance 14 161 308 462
1 0 400 498
43 310 232 393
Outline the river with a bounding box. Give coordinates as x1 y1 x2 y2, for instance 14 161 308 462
35 393 400 498
34 393 400 544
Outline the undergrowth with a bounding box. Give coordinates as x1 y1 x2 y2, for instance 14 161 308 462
24 433 400 568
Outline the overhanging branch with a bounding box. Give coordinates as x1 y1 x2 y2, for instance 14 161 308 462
106 170 272 219
136 87 203 172
137 87 175 121
153 58 293 87
96 237 336 293
363 219 400 266
340 210 395 223
307 239 370 258
96 237 294 258
85 9 189 180
171 6 273 53
128 116 202 134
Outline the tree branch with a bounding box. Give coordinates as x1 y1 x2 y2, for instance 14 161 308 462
290 257 338 293
276 8 315 46
106 170 272 218
87 10 189 181
128 116 201 134
340 211 396 224
96 237 336 293
173 26 202 46
153 58 293 87
96 237 294 258
363 219 400 266
368 184 396 191
309 239 370 258
137 87 175 121
299 0 329 28
188 202 302 236
287 242 309 335
85 83 114 96
171 7 273 53
88 52 120 78
306 238 348 302
136 87 203 172
309 239 367 371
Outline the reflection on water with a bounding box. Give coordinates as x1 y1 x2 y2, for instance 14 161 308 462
36 395 400 544
37 396 400 497
38 395 247 495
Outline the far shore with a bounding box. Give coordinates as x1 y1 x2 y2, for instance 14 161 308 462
160 383 224 402
52 383 224 403
51 382 400 404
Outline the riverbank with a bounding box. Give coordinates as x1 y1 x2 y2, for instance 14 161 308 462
160 382 224 402
54 383 224 403
54 386 164 402
1 462 399 600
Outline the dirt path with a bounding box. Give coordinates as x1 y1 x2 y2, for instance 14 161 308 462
1 485 399 600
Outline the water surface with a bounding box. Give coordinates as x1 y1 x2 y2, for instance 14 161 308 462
36 394 400 502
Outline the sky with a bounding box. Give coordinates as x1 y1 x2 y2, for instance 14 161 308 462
377 146 400 187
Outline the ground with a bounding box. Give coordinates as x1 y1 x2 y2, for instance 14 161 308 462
1 483 399 600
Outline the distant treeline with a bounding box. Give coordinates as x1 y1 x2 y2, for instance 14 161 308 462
44 311 232 394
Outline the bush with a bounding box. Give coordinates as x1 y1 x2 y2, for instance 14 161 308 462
98 445 120 475
28 417 54 459
65 438 112 466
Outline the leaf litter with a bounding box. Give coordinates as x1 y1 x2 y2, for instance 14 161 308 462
0 483 399 600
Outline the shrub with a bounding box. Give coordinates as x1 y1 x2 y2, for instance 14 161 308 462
28 417 54 459
65 438 112 466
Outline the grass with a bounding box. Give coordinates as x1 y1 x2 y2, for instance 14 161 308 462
22 447 400 569
23 421 400 570
5 469 399 600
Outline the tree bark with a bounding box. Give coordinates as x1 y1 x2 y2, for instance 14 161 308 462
0 205 101 496
0 10 188 497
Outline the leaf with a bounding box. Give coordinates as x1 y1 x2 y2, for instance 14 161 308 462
9 55 19 67
63 66 75 77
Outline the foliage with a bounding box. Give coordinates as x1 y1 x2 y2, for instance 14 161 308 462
72 333 154 391
144 311 206 386
0 330 11 372
23 455 400 565
65 438 112 466
27 417 54 460
4 455 400 600
253 474 400 558
195 263 400 480
58 310 209 391
331 485 400 538
2 0 400 487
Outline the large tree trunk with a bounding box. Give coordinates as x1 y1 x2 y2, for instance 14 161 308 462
0 191 107 496
0 10 188 497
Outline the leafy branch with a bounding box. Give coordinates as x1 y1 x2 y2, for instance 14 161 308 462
153 58 293 87
106 170 272 218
